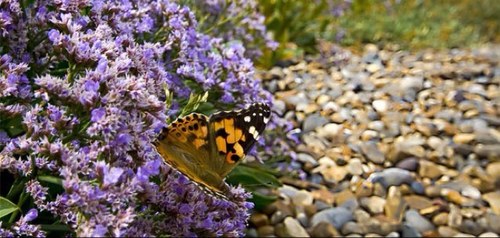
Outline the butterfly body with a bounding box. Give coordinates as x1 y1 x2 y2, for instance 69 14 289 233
154 103 271 197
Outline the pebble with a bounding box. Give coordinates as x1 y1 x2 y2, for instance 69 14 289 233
251 45 500 237
360 196 386 214
310 207 354 229
404 209 435 233
283 217 310 237
483 192 500 215
310 222 340 237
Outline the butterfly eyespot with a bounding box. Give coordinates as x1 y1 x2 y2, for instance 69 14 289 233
188 125 193 131
193 114 199 119
177 118 184 123
193 124 199 130
176 132 181 137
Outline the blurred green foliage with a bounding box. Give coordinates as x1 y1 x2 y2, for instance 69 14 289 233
258 0 499 67
340 0 500 50
257 0 347 67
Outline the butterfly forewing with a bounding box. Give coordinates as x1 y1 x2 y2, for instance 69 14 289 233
207 103 271 178
155 113 226 193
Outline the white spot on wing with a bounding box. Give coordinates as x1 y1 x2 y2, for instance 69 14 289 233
244 116 251 122
263 117 270 124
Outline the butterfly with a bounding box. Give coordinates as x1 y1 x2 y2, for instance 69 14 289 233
154 103 271 198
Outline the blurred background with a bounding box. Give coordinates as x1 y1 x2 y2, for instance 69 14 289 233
258 0 499 67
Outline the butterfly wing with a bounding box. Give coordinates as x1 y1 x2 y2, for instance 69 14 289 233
154 113 227 193
207 103 271 178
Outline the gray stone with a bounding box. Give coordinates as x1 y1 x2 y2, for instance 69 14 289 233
402 224 422 237
311 207 354 229
361 142 385 164
303 113 329 133
404 209 435 233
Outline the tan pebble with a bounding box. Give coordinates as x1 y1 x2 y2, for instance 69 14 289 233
483 192 500 216
404 195 434 210
439 226 459 237
311 189 336 205
420 205 442 216
257 225 275 236
453 133 476 144
335 189 355 206
310 222 340 237
384 186 407 223
433 212 450 226
486 162 500 180
250 213 269 227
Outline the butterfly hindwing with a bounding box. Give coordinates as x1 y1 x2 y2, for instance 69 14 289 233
155 103 271 197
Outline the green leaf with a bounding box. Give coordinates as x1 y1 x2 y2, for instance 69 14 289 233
179 91 209 117
38 175 63 186
40 224 73 232
226 165 281 189
0 196 20 219
249 192 277 211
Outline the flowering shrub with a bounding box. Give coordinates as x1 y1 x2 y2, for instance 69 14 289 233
0 0 276 236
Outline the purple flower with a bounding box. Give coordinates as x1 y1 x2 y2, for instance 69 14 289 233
91 108 106 122
24 209 38 222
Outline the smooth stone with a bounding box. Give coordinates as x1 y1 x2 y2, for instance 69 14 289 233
341 222 363 235
250 213 269 227
486 213 500 233
246 228 258 237
401 76 424 91
385 186 407 222
404 195 433 210
296 153 318 166
310 222 340 237
335 190 356 207
386 231 400 237
479 232 499 237
347 158 363 175
311 207 354 229
395 158 419 171
292 190 314 206
316 123 343 139
303 113 329 133
448 204 463 228
368 120 385 131
372 99 390 113
474 144 500 158
457 219 483 236
433 212 449 226
361 142 385 164
461 185 481 200
353 209 371 223
486 162 500 180
283 217 310 237
483 192 500 215
366 168 414 188
453 133 476 144
278 185 300 198
404 209 435 233
438 226 459 236
418 160 446 179
257 225 275 236
402 224 422 237
360 196 386 214
410 181 425 195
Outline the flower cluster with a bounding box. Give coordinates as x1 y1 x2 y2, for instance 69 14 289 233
0 0 273 236
189 0 278 60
